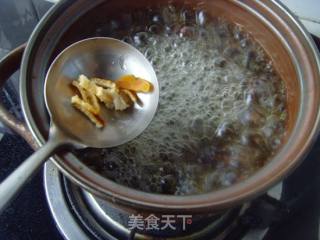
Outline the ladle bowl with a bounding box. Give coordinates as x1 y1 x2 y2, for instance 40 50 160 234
0 37 159 213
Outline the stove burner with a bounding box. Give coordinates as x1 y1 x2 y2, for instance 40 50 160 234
44 161 286 240
66 183 242 240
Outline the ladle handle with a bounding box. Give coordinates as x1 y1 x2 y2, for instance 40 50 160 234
0 133 64 213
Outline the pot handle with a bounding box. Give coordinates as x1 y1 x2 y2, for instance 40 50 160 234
0 44 38 150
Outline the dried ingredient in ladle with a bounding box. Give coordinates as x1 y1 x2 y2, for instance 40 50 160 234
71 74 153 128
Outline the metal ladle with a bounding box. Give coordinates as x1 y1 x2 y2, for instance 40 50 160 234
0 37 159 212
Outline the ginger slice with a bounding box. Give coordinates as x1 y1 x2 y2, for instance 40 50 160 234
71 95 104 128
70 87 99 116
91 77 116 89
76 75 100 114
95 87 114 109
72 81 89 102
115 75 153 93
79 75 116 110
109 87 130 111
89 77 131 111
121 89 138 103
70 74 151 128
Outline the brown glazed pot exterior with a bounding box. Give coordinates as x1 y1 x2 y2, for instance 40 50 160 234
18 0 320 214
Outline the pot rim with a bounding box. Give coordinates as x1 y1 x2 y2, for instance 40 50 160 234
20 0 320 212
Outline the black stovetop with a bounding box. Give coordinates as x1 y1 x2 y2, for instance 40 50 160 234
0 1 320 239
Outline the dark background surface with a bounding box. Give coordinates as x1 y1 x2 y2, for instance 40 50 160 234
0 0 319 240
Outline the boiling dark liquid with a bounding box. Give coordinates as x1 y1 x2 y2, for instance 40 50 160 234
77 5 287 195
